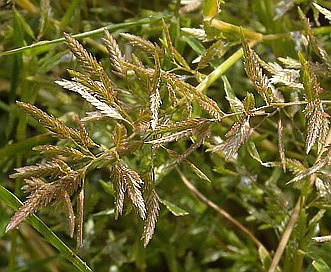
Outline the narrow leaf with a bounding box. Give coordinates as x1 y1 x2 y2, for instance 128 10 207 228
161 199 189 216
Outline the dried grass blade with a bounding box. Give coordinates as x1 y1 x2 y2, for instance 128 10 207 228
77 186 84 248
63 190 75 238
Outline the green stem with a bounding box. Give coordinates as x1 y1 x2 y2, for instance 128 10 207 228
196 41 257 93
0 15 169 56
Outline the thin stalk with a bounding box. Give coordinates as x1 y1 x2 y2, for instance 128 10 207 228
8 231 17 272
207 18 331 42
177 167 268 252
268 197 301 272
1 15 169 56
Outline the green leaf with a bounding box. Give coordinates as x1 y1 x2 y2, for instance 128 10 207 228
161 199 189 216
304 251 331 272
203 0 221 20
13 7 36 40
60 0 82 29
222 75 242 115
313 258 331 272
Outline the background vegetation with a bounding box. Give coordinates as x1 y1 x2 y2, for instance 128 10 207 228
1 0 331 271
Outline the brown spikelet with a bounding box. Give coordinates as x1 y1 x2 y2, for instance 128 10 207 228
287 158 328 184
150 49 162 130
162 19 174 57
278 118 286 172
103 30 127 77
119 165 146 220
6 179 56 233
242 39 273 104
76 187 84 248
197 39 225 70
64 32 102 76
56 79 126 122
120 32 156 53
10 161 63 180
74 116 97 149
33 145 85 161
112 166 126 219
17 101 71 138
305 103 323 154
141 175 160 247
64 33 115 100
212 118 252 160
299 7 331 70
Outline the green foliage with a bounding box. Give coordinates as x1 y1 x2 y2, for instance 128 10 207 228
2 0 331 271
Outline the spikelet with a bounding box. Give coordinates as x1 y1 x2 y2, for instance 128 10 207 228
17 101 71 138
278 118 286 172
299 7 331 70
56 79 126 122
242 39 273 104
196 40 226 70
6 179 57 233
141 175 160 247
64 33 115 99
268 62 303 89
112 164 147 220
10 161 63 180
62 190 75 238
76 187 84 248
117 164 146 219
150 49 162 130
212 118 252 160
181 27 208 41
112 166 125 219
103 30 127 77
33 145 85 161
120 32 155 53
